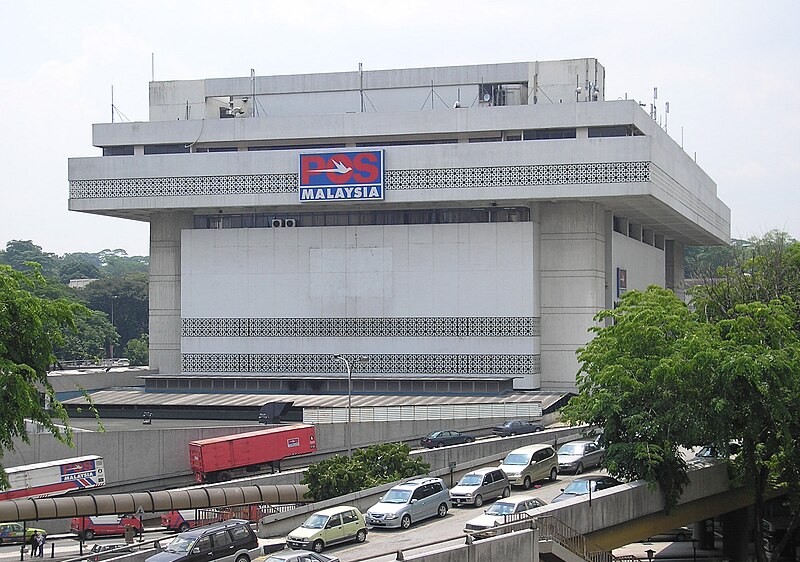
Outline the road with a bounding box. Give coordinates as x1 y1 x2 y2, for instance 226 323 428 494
311 468 607 562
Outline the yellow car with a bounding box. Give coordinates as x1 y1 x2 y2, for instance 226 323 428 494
0 522 47 544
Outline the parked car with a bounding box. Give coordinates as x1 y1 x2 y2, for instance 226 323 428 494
464 495 547 536
0 522 46 545
643 526 692 542
695 441 741 459
265 552 340 562
463 495 547 533
145 519 260 562
498 444 558 489
450 467 510 507
551 476 622 503
366 477 450 529
286 506 367 553
420 430 476 448
491 420 545 437
71 515 142 541
557 440 605 474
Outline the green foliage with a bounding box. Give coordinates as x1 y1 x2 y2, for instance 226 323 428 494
562 286 704 509
79 273 149 353
124 334 149 366
59 253 102 283
565 231 800 560
55 309 118 361
0 240 60 279
0 265 85 487
301 442 430 501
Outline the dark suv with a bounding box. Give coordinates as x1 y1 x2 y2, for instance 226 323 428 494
145 519 260 562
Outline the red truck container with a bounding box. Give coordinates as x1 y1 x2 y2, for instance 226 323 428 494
189 424 316 483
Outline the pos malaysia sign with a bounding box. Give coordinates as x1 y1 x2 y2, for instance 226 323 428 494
298 150 384 202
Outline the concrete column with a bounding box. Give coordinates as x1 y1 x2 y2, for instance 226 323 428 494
694 519 715 549
721 507 750 562
604 210 613 317
665 239 685 300
538 202 606 391
149 211 193 374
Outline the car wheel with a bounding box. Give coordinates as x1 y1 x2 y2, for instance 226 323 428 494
312 539 324 553
676 532 688 542
178 523 190 533
436 442 444 448
502 486 511 498
473 495 483 508
400 514 412 529
549 467 558 481
355 528 367 543
235 556 249 562
575 463 584 475
84 530 95 541
437 503 448 518
523 476 532 490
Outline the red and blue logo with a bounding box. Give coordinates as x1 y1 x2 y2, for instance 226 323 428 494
299 150 383 202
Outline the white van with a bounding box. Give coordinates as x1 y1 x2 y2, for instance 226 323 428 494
498 444 558 489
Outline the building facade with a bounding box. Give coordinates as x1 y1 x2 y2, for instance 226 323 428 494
68 59 730 393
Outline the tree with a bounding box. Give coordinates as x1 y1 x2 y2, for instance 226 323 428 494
301 443 430 501
79 273 149 353
59 253 102 284
564 230 800 562
0 240 59 279
124 334 149 366
55 309 118 361
0 265 85 486
561 287 710 510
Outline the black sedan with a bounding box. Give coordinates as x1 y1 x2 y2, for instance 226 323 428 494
551 476 622 503
420 430 476 448
491 420 545 437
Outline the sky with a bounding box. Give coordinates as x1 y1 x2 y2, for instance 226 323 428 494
1 0 798 257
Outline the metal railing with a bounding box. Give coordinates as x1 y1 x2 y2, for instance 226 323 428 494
467 513 624 562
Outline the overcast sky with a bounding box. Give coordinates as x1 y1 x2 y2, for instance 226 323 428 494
2 0 797 257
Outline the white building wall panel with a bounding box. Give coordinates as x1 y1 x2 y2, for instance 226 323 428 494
181 222 539 372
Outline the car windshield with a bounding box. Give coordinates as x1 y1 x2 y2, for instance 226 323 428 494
301 514 329 529
381 489 412 503
562 480 591 495
503 453 531 466
164 536 194 553
486 501 516 516
558 444 583 455
458 474 482 486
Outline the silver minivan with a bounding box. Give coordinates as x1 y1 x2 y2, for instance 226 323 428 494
450 467 510 507
366 477 450 529
498 444 558 489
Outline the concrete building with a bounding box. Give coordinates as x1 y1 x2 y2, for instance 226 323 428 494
68 58 730 395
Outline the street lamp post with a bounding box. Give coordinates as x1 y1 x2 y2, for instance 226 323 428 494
109 295 119 359
333 354 367 456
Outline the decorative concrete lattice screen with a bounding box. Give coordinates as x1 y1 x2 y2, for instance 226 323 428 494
69 161 650 198
302 402 543 424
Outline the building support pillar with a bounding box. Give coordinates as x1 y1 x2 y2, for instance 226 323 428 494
721 507 750 562
149 211 193 375
665 239 685 300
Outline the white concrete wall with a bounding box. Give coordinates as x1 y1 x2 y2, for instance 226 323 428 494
181 222 539 373
611 230 666 301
